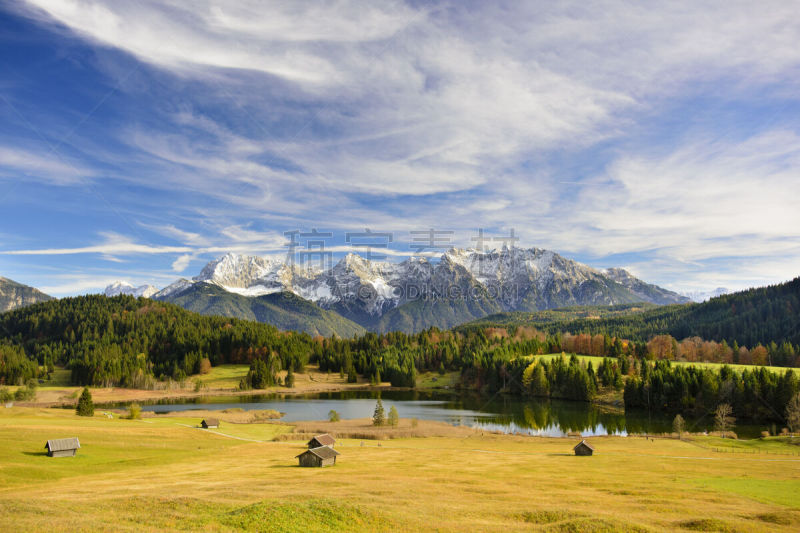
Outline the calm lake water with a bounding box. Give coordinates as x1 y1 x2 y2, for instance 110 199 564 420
138 390 765 438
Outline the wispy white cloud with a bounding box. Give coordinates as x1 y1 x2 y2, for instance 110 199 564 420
170 254 194 273
8 1 800 294
569 130 800 256
0 232 193 256
18 0 417 85
0 145 90 185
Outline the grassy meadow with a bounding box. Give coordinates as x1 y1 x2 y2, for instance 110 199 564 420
13 364 391 408
1 406 799 532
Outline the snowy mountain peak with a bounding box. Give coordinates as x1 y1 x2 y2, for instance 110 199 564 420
104 281 159 298
194 253 278 288
152 278 194 299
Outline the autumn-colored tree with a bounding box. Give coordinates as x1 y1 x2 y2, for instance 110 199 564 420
714 403 735 437
751 345 769 366
647 335 675 360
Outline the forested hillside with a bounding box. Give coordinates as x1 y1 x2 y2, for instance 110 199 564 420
162 282 365 337
0 295 319 387
470 303 659 327
468 277 800 348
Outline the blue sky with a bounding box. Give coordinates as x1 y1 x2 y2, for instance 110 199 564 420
1 1 799 297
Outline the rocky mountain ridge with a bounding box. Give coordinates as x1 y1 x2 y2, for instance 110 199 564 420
146 247 689 333
0 277 53 312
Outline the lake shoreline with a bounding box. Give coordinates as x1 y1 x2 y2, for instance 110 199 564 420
21 382 417 409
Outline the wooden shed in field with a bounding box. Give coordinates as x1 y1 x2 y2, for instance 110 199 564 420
45 437 80 457
307 434 335 449
573 440 594 456
201 418 219 429
296 446 340 467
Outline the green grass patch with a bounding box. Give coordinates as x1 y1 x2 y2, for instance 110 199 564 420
520 509 579 523
691 435 800 454
677 518 740 532
192 364 249 389
108 496 224 531
414 371 460 389
43 367 72 387
753 512 795 526
692 478 800 509
223 499 394 532
551 517 648 532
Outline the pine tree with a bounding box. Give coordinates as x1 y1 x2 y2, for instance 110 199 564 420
285 366 295 388
530 364 550 398
373 398 385 426
388 405 399 427
76 387 94 417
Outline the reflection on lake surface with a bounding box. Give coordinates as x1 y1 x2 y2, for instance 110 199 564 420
139 390 763 438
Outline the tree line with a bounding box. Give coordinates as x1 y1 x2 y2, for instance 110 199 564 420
1 294 799 425
485 276 800 349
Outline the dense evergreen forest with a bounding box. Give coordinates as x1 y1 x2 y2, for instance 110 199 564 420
1 288 798 424
0 295 317 388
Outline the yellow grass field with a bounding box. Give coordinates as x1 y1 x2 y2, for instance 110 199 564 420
1 407 799 532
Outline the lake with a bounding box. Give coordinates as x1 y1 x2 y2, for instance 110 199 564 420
139 390 766 438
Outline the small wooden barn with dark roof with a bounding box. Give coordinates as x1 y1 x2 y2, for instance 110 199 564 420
45 437 80 457
201 418 219 429
573 440 594 456
307 434 335 449
296 446 340 467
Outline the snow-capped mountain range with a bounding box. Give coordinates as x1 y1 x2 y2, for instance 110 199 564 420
104 281 159 299
679 287 730 303
102 246 691 332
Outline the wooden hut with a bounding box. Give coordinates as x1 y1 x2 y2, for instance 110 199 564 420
573 440 594 456
201 418 219 429
45 438 80 457
296 446 340 467
307 434 336 449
